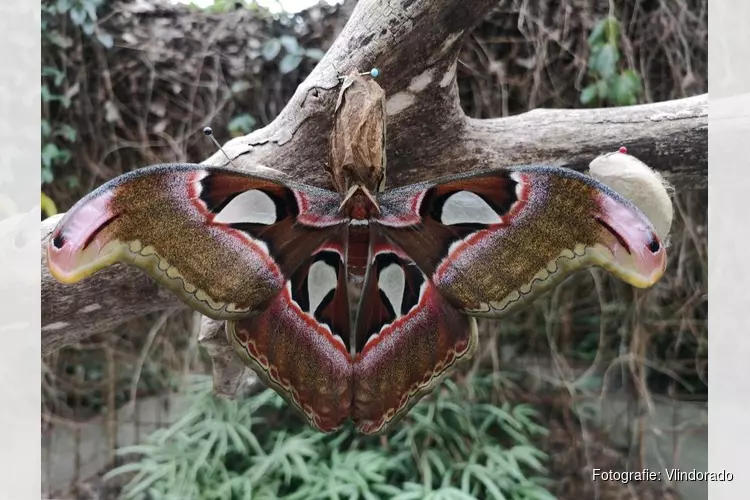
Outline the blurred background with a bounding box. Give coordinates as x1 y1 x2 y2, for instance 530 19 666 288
40 0 707 498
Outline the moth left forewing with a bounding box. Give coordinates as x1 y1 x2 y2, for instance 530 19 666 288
226 240 354 433
375 166 667 319
352 231 478 435
47 164 347 320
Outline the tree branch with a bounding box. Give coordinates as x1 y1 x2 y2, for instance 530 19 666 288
41 0 707 394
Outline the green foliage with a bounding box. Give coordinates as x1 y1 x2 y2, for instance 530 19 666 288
105 375 554 500
262 35 326 74
227 113 258 137
50 0 113 45
189 0 265 14
581 17 643 107
40 63 75 185
42 0 113 190
225 29 326 136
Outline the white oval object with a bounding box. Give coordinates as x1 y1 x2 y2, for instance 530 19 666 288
588 151 674 243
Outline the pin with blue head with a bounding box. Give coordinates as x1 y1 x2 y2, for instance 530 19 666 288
339 67 380 80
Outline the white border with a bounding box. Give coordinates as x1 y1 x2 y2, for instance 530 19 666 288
0 0 42 497
0 0 723 498
709 0 749 497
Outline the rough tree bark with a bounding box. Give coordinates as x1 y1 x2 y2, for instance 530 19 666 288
40 0 707 396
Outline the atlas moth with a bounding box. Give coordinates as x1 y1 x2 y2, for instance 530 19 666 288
46 68 668 435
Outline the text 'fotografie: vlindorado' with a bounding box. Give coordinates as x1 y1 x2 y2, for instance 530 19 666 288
592 469 733 483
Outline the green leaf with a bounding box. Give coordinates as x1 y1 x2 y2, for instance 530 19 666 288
82 21 96 36
588 17 619 47
592 44 619 79
41 166 54 185
279 35 301 55
587 19 607 46
610 70 643 106
96 32 114 49
372 484 404 496
69 6 86 25
279 53 303 74
596 79 610 100
56 0 71 12
305 48 326 61
47 31 73 49
41 143 60 169
227 113 257 135
262 38 281 61
103 462 148 481
392 490 427 500
586 45 601 73
41 66 65 87
604 17 620 44
623 69 644 91
83 0 98 21
54 123 77 142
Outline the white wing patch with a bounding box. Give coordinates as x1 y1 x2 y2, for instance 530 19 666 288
307 259 338 315
378 262 405 318
440 191 502 225
213 190 277 225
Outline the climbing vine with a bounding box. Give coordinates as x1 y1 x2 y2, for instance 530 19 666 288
41 0 113 215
